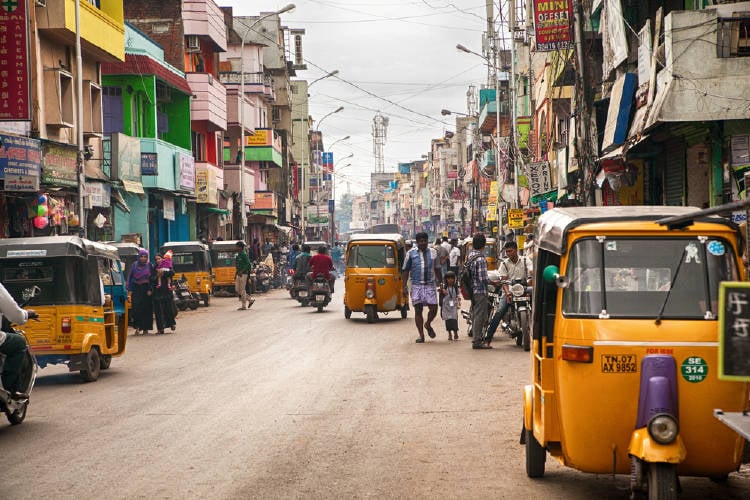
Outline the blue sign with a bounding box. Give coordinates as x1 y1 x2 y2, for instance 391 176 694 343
0 133 41 179
322 151 333 165
328 199 335 213
141 152 158 175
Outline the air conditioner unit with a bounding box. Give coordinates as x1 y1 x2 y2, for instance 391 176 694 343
35 0 46 6
186 35 200 52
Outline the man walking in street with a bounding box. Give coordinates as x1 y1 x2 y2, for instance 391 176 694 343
402 232 442 343
235 241 254 310
448 237 461 275
467 233 491 349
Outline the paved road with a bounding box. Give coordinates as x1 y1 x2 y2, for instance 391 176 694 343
2 290 748 499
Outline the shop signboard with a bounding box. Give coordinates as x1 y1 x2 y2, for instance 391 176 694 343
41 141 77 187
110 133 143 193
0 133 40 191
195 166 218 204
141 152 158 175
508 208 525 229
163 196 175 221
532 0 574 52
85 181 111 208
176 152 195 191
246 129 270 146
524 161 553 197
0 0 30 121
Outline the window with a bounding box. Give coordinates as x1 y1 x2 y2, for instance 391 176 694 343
192 131 204 162
83 80 102 137
346 244 396 268
43 68 74 128
718 14 750 57
562 237 738 319
102 86 124 134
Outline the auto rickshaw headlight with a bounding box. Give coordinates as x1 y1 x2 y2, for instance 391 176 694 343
647 414 679 444
196 278 201 285
365 289 375 298
365 277 376 298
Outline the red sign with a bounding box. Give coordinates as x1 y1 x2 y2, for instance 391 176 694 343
0 0 30 120
533 0 574 52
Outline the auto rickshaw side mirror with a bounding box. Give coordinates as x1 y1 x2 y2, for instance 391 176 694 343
543 265 570 288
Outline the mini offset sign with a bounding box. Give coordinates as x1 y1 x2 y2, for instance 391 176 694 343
718 282 750 381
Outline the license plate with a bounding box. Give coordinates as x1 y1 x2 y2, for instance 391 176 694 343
512 297 528 302
601 354 638 373
316 295 325 301
298 290 307 297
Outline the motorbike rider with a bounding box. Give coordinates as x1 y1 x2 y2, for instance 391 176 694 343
293 245 312 286
306 245 336 294
0 281 37 398
485 240 533 343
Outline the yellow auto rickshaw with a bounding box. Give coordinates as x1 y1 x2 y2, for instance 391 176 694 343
343 233 408 323
111 241 140 323
161 241 213 306
523 206 749 497
210 240 243 295
461 236 498 270
0 236 128 382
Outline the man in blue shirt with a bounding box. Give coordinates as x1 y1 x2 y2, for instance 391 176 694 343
467 233 491 349
402 232 442 343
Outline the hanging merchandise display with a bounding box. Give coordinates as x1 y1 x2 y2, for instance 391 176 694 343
34 193 49 229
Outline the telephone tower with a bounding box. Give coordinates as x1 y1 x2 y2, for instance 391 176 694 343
372 114 389 173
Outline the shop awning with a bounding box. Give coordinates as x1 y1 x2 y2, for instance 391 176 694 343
121 179 145 194
112 189 131 213
85 164 110 181
275 224 293 235
205 207 230 215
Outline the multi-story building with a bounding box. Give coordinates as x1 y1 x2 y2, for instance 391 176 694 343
0 0 125 239
124 0 228 242
102 22 193 250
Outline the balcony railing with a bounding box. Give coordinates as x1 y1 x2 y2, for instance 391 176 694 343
218 72 276 101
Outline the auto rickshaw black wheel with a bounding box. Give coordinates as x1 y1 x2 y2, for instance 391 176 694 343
525 428 546 478
188 301 199 310
400 305 408 319
81 348 101 382
177 302 187 311
365 305 376 324
7 402 27 425
344 306 352 319
646 463 677 500
100 354 112 370
202 293 210 307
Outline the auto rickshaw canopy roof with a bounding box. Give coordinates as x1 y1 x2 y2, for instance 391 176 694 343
161 241 210 253
0 236 121 261
535 206 738 256
347 233 405 248
109 241 141 257
209 240 245 251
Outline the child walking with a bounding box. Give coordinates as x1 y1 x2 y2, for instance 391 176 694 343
440 271 460 340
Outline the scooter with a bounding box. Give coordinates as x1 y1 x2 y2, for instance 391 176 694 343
309 276 332 312
499 278 532 351
172 275 199 311
255 263 272 293
1 286 39 426
293 279 310 306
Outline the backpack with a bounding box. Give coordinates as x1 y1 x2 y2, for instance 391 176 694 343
460 254 481 300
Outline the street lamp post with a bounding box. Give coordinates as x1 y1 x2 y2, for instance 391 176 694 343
309 106 344 238
238 4 295 241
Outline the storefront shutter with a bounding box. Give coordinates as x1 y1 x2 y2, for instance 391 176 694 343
664 139 685 206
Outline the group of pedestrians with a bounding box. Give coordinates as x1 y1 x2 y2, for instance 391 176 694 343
403 232 533 349
127 249 178 335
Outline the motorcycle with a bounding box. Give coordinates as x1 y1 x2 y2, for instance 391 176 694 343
172 275 200 311
499 278 532 351
0 286 39 426
286 269 297 298
309 276 332 312
293 279 310 306
255 263 272 293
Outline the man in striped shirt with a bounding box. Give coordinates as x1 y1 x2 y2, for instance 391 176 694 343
402 232 443 343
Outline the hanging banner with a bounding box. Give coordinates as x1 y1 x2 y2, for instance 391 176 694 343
0 0 30 120
176 152 195 191
533 0 574 52
195 166 218 204
163 196 175 221
111 133 144 193
524 161 553 197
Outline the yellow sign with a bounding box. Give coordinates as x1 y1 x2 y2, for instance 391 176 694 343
508 208 525 229
246 130 271 146
488 181 498 203
486 203 497 221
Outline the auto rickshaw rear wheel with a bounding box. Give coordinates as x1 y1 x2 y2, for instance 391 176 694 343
525 427 546 478
81 348 101 382
100 354 112 370
365 305 376 324
7 403 27 425
646 463 677 500
344 306 352 319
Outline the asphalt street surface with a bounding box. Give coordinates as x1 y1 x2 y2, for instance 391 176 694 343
2 289 749 499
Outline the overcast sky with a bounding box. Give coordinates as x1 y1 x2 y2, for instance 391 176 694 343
221 0 492 196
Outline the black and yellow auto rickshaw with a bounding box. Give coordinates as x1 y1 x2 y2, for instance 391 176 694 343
110 241 141 324
209 240 243 295
161 241 213 306
343 233 408 323
0 236 128 382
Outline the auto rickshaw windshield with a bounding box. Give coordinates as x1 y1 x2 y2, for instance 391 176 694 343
347 244 398 268
171 252 209 273
562 237 739 318
211 250 235 267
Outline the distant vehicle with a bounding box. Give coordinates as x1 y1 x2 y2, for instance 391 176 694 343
370 224 400 234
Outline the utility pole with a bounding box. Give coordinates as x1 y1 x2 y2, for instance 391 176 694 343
573 0 596 206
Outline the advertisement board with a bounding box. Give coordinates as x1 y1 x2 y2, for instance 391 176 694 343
533 0 574 52
0 0 30 120
0 133 40 191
